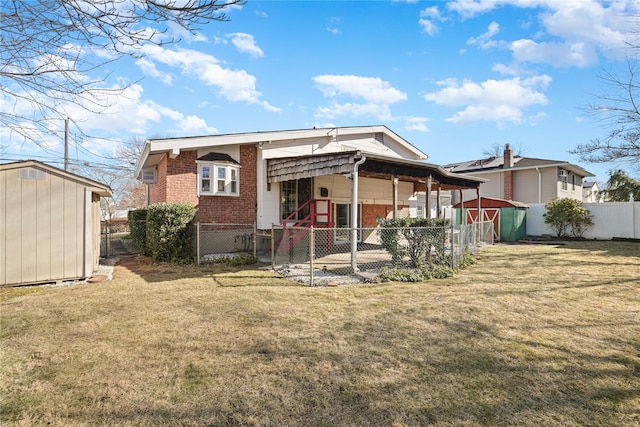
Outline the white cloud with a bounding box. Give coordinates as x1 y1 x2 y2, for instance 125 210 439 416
176 115 218 135
424 75 551 125
467 21 500 49
227 33 264 58
313 75 407 121
140 45 279 111
135 58 173 84
449 0 639 66
402 116 430 132
315 102 394 121
328 17 341 35
419 6 446 35
313 75 407 104
510 39 598 67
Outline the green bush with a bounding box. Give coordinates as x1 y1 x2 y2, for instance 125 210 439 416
377 217 449 267
146 203 197 262
543 198 594 238
127 209 148 256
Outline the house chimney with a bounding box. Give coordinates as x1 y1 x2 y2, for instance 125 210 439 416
504 144 513 168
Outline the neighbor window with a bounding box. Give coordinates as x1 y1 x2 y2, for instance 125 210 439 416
561 175 568 191
197 163 240 196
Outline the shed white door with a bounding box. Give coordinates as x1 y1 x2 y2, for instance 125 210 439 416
465 208 500 241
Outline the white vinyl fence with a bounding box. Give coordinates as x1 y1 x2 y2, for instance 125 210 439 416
527 201 640 239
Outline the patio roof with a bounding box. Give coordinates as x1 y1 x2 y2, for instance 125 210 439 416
267 151 485 190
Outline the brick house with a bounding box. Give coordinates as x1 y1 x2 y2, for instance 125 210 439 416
134 126 485 237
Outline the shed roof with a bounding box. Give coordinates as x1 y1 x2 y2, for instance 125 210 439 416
0 160 112 197
453 197 529 209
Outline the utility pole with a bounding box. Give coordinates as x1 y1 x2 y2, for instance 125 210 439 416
64 118 69 171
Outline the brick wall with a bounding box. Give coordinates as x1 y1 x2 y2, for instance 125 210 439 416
362 204 409 227
165 151 198 205
148 155 167 204
504 170 513 200
196 145 257 224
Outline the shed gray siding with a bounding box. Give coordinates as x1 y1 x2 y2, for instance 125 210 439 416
0 162 110 286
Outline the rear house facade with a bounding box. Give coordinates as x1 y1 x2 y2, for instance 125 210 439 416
0 161 112 286
134 126 485 238
446 145 594 205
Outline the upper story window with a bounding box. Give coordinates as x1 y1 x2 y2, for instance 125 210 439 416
196 153 240 196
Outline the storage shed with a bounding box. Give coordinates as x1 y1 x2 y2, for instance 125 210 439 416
0 161 112 286
453 197 529 242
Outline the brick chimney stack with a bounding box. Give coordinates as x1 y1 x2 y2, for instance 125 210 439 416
503 144 514 200
504 143 513 168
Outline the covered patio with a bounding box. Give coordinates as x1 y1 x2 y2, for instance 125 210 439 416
267 150 486 273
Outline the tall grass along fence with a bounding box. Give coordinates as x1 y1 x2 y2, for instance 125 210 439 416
271 221 493 286
527 201 640 239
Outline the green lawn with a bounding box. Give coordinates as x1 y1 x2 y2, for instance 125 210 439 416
1 241 639 426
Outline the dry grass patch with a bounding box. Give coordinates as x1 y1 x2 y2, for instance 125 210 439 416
1 241 639 426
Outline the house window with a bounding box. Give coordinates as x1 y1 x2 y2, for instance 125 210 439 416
416 205 425 218
561 175 568 191
572 175 576 191
197 163 240 196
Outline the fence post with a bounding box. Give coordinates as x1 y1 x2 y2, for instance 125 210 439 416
271 224 275 270
253 222 257 259
309 226 315 287
196 222 201 265
450 223 455 269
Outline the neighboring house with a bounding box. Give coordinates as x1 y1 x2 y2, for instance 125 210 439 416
582 181 603 203
134 126 485 237
0 160 112 286
445 144 595 205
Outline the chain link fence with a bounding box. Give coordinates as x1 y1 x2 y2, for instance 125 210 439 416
196 223 272 264
272 221 494 286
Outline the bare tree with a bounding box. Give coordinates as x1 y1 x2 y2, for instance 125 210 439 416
571 59 640 173
481 142 526 158
114 136 146 172
0 0 243 144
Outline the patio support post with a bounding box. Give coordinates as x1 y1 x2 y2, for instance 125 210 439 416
436 182 441 219
351 155 366 273
425 175 432 219
309 226 314 286
477 186 482 243
392 175 398 219
459 187 465 225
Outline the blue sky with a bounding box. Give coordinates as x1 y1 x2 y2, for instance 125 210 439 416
2 0 639 182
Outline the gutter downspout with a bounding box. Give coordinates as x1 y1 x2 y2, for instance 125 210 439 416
536 167 542 204
351 154 366 273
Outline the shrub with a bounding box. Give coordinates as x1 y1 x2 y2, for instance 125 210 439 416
127 209 148 255
202 253 257 266
543 198 594 238
379 264 456 282
146 203 197 262
377 217 449 267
